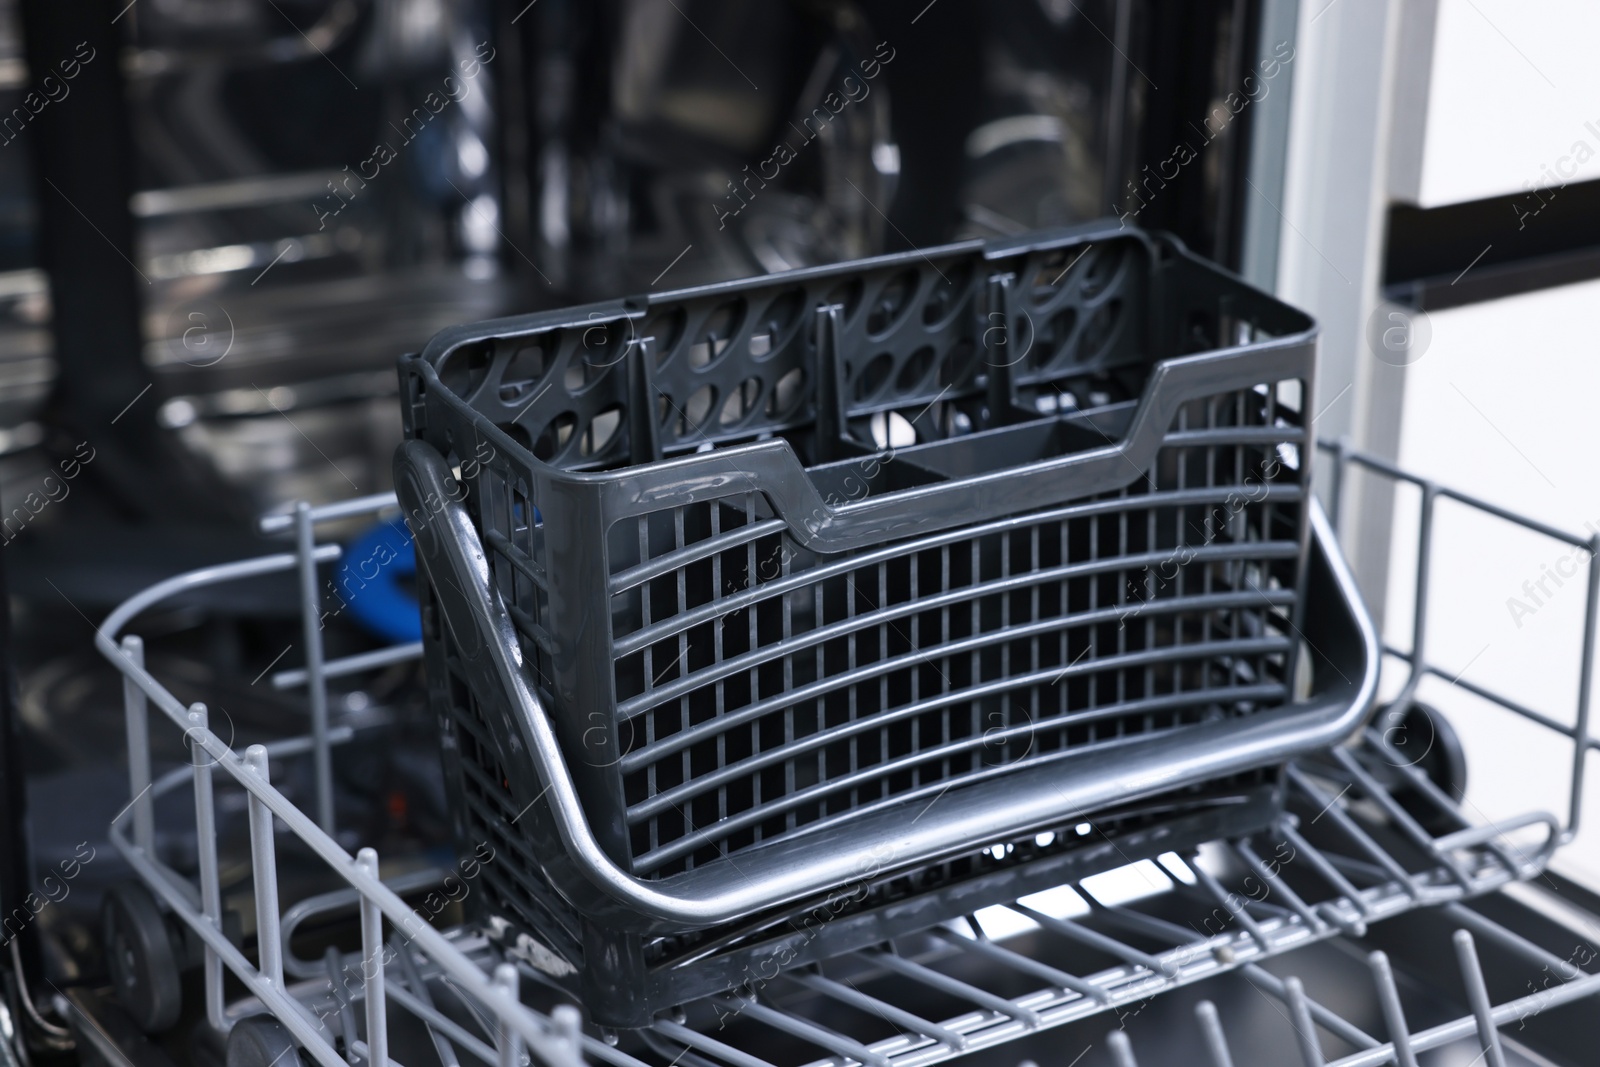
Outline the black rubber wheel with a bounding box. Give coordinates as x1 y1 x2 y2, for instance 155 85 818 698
1379 701 1469 834
102 881 183 1034
227 1015 306 1067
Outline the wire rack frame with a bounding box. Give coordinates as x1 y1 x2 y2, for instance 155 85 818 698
1318 437 1600 841
94 438 1600 1067
100 496 583 1067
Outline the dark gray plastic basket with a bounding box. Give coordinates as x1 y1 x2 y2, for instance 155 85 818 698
394 221 1378 1026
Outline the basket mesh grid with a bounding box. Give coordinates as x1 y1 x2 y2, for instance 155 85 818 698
569 383 1307 877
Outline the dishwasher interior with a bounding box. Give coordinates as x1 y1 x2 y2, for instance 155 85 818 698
2 3 1598 1067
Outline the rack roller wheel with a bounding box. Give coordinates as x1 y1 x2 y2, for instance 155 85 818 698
227 1015 307 1067
102 881 183 1034
1380 701 1469 835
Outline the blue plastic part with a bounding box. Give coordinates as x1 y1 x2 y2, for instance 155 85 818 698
336 519 422 644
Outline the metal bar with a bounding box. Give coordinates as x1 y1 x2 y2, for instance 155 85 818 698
1274 819 1374 927
1283 976 1325 1067
1367 951 1418 1067
1312 441 1587 548
1436 905 1582 976
1187 857 1270 952
328 948 360 1065
1323 438 1348 533
550 1006 583 1067
385 979 487 1067
245 746 284 988
189 703 225 1032
1231 839 1326 936
1452 931 1506 1067
1571 538 1600 838
717 995 890 1067
1328 967 1600 1067
1008 903 1175 977
1106 1029 1139 1067
273 643 424 690
1239 967 1381 1052
1382 484 1436 730
107 813 344 1067
260 493 401 533
120 635 155 857
1195 1001 1235 1067
932 926 1110 1005
1327 748 1472 887
390 935 462 1067
787 971 968 1052
1288 769 1420 899
493 965 521 1067
357 849 387 1067
283 868 449 980
865 951 1041 1028
297 502 335 833
105 691 571 1067
1402 660 1591 750
650 1020 777 1067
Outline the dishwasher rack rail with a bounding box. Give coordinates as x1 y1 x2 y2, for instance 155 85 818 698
91 439 1600 1067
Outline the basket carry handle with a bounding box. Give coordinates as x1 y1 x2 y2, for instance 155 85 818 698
396 438 1379 932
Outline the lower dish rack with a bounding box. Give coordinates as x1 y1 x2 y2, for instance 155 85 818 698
84 438 1600 1067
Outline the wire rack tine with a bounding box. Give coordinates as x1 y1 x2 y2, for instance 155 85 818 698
1240 966 1380 1053
1271 818 1371 933
1106 1028 1140 1067
493 964 523 1067
389 934 463 1067
865 949 1042 1028
1288 768 1422 900
1453 930 1507 1067
296 500 336 834
787 971 969 1052
1231 838 1326 935
327 946 360 1064
120 634 155 856
245 746 284 988
1194 1001 1236 1067
551 1006 584 1067
934 924 1111 1005
189 701 226 1031
357 849 388 1067
1282 976 1324 1067
1438 904 1580 975
1326 747 1472 888
716 993 889 1067
1187 856 1270 953
1367 951 1419 1067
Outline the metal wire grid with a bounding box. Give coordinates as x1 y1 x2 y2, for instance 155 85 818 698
99 495 582 1067
264 729 1560 1067
1318 439 1600 842
95 438 1600 1067
594 381 1306 875
1092 902 1600 1067
581 732 1557 1067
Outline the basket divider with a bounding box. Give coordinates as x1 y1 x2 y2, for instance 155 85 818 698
812 303 848 463
626 336 663 465
983 272 1019 426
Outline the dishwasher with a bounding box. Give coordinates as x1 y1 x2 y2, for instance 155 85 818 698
2 3 1596 1067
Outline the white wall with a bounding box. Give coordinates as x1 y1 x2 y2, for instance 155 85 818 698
1417 0 1600 205
1382 278 1600 888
